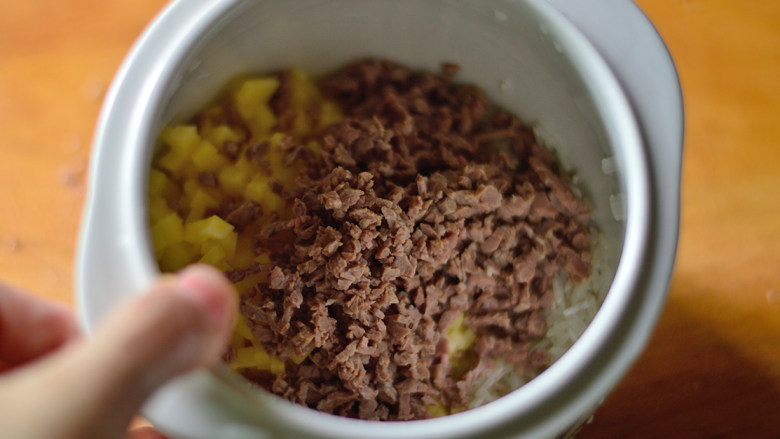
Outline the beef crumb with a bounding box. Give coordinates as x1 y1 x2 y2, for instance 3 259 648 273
233 60 592 420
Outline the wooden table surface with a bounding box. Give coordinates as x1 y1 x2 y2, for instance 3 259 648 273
1 1 778 437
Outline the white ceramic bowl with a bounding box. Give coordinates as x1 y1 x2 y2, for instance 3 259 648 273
77 1 683 438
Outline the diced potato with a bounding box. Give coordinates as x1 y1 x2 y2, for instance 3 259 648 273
426 403 449 418
276 162 304 189
156 149 190 174
159 242 198 272
307 140 322 155
233 273 265 295
197 106 225 133
289 69 318 108
199 244 230 270
250 104 277 137
231 234 257 267
150 212 184 252
319 101 342 128
190 139 228 172
235 315 254 340
445 312 477 357
234 78 280 137
290 346 313 364
291 112 311 138
179 161 202 179
184 215 234 240
148 169 170 196
245 173 284 211
161 125 201 155
262 133 304 187
218 157 253 197
203 124 242 147
157 126 201 173
268 132 287 147
181 179 200 197
231 346 271 370
199 232 237 258
234 77 280 120
230 345 285 374
186 189 219 222
150 171 181 200
148 195 174 224
183 216 237 262
269 357 285 374
266 134 291 169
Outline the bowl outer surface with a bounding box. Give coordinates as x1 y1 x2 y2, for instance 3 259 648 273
75 0 677 438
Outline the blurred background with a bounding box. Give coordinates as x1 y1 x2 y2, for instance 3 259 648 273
0 1 778 437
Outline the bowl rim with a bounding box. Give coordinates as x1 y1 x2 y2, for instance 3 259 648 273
78 0 653 438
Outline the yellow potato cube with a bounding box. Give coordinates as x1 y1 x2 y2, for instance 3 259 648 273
148 169 181 200
157 149 189 174
269 356 285 374
197 106 225 132
319 101 343 128
150 212 184 252
231 235 257 267
199 244 230 270
232 346 271 370
161 125 201 155
234 78 279 137
426 403 449 418
266 133 290 167
186 189 219 222
233 273 265 295
148 195 174 224
211 231 237 255
289 69 318 108
182 179 199 197
148 169 168 195
190 139 228 172
234 77 280 121
291 112 312 138
203 124 242 147
218 157 253 197
268 132 287 147
159 242 197 272
276 162 304 189
235 315 255 341
290 346 313 364
184 215 235 242
249 104 277 137
245 174 283 211
255 252 272 264
307 140 322 155
445 312 477 357
193 235 237 259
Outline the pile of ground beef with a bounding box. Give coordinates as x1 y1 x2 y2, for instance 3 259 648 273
227 60 592 420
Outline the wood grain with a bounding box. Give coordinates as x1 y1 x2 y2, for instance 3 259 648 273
1 0 778 437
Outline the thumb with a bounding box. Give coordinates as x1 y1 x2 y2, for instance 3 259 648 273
88 264 236 399
54 264 235 438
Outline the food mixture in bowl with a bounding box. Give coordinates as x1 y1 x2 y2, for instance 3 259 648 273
148 60 605 420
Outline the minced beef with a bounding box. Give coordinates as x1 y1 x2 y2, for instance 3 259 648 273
233 60 591 420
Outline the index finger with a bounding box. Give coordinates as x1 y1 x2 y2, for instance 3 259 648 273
0 282 80 366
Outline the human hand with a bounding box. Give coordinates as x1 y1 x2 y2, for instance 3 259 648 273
0 264 236 439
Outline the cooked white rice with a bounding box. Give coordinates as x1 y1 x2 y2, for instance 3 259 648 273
469 229 609 408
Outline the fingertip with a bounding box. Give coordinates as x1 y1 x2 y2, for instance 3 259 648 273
174 264 236 332
125 426 168 439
